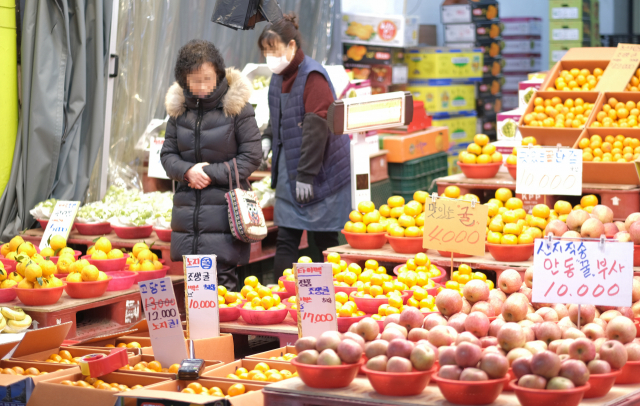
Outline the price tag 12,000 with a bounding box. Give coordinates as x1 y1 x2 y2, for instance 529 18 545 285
295 263 338 338
184 255 219 340
139 277 188 367
516 147 582 196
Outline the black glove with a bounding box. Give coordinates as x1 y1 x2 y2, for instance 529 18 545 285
295 181 314 204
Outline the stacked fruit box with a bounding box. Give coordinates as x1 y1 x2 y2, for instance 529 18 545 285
549 0 600 69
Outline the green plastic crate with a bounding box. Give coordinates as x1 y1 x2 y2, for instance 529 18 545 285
388 152 449 179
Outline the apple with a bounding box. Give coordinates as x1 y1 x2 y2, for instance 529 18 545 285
366 355 388 371
470 301 495 317
316 331 342 352
525 313 543 324
296 349 319 365
498 322 526 352
410 345 436 371
455 341 483 368
519 286 533 303
464 280 490 303
398 307 425 332
447 313 467 334
337 339 364 364
548 339 563 353
562 230 582 240
460 368 489 381
365 340 389 359
384 323 408 337
559 354 570 362
566 210 590 232
544 219 569 237
318 349 342 366
489 289 507 302
502 293 529 322
557 339 574 355
592 205 614 224
606 316 637 344
536 308 559 322
507 348 533 366
558 317 577 333
568 338 596 362
630 220 640 245
563 327 586 340
438 365 462 380
559 359 590 386
489 318 506 337
523 326 535 343
633 301 640 317
604 222 619 238
615 231 631 243
530 350 562 379
408 328 429 342
587 359 612 375
581 323 605 340
456 331 481 346
512 356 533 378
436 289 463 316
524 341 546 355
625 212 640 232
479 352 509 379
518 374 547 389
438 346 457 366
594 337 607 353
625 342 640 361
343 332 365 350
423 313 447 330
354 317 380 341
295 337 317 354
498 269 522 294
593 317 608 331
465 311 490 338
488 297 504 317
461 298 471 314
380 328 406 342
547 376 575 390
552 304 569 319
599 340 628 369
386 356 412 373
387 338 414 359
480 336 498 348
568 304 595 326
615 221 627 232
618 306 634 319
428 325 456 347
384 314 401 327
600 310 622 323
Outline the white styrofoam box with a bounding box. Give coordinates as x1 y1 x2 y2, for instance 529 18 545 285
493 139 519 172
518 78 543 109
444 23 476 43
502 91 519 111
497 108 524 141
503 55 542 72
501 17 542 37
441 4 473 24
504 73 529 92
503 37 542 55
341 13 419 47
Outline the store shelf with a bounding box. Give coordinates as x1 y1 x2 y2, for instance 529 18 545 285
220 317 298 347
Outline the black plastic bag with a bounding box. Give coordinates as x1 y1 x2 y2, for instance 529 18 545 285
212 0 283 30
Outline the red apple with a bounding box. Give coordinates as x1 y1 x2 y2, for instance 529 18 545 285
502 292 529 322
498 269 522 294
603 222 619 238
455 341 483 368
552 304 569 319
479 352 509 379
398 307 425 331
544 219 569 237
480 336 498 348
568 304 595 325
563 327 586 340
470 301 495 317
615 221 627 232
630 220 640 245
447 313 467 334
423 313 447 330
632 301 640 317
436 289 463 316
463 279 490 304
536 308 559 322
606 316 637 344
489 318 506 337
535 321 562 345
599 340 628 369
465 311 490 338
587 359 612 374
592 205 614 224
530 350 562 379
524 266 533 288
456 331 481 346
559 359 590 386
625 212 640 232
461 298 471 314
600 310 622 322
507 347 533 366
512 356 533 378
569 338 596 362
526 313 543 324
407 328 429 342
518 374 547 389
618 306 634 319
428 325 457 347
581 218 605 238
438 365 462 380
562 230 582 240
438 346 457 366
625 342 640 361
498 322 526 352
581 323 605 340
566 210 590 232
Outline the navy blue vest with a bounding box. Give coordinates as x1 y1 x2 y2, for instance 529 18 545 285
268 56 351 206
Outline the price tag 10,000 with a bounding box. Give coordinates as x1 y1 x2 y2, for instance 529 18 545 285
295 263 338 339
516 147 582 196
184 255 219 340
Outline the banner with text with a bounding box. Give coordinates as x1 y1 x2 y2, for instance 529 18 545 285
39 201 80 250
184 255 219 340
516 147 582 196
295 263 338 338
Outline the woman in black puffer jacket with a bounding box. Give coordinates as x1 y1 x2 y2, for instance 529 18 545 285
161 40 261 290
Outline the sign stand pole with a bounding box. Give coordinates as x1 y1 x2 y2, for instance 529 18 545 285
450 252 454 279
350 132 371 210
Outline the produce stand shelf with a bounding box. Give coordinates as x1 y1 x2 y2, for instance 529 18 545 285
22 223 308 275
220 317 298 347
1 276 183 340
435 173 640 221
263 377 640 406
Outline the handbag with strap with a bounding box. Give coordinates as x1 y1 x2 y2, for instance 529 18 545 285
224 158 268 243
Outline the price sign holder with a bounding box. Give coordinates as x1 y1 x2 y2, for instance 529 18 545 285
39 201 80 250
139 276 188 367
516 145 583 201
596 44 640 92
294 263 338 338
327 92 413 209
532 235 634 328
183 255 219 340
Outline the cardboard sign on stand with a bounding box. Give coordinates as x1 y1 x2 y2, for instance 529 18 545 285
39 201 80 250
183 255 219 340
294 263 338 338
516 147 583 196
148 137 169 179
596 43 640 92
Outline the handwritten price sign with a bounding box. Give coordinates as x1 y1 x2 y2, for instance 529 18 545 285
295 263 338 338
39 201 80 250
516 148 582 196
139 276 188 366
183 255 219 340
422 197 488 256
531 239 633 307
596 44 640 91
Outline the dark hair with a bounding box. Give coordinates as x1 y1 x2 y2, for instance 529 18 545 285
258 13 302 51
174 39 226 89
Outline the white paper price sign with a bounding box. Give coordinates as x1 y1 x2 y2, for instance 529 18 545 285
531 239 634 307
148 137 168 179
295 263 338 338
39 201 80 250
184 255 219 340
516 147 582 196
139 277 188 366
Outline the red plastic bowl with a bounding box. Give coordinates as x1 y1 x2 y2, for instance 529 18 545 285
219 305 242 322
14 284 65 306
63 277 111 299
434 375 510 404
112 225 153 239
504 368 516 391
262 206 274 221
288 308 297 322
274 290 293 300
37 219 48 229
239 307 288 325
634 245 640 267
74 222 112 235
82 254 129 272
504 163 517 179
337 315 365 333
487 243 534 262
511 380 590 406
438 250 471 259
386 235 425 254
584 370 621 398
352 293 408 314
292 358 362 389
341 230 387 250
105 271 138 291
279 276 296 295
1 261 15 273
49 250 82 264
458 161 501 179
134 266 169 283
154 228 172 242
334 285 358 296
363 365 436 396
616 360 640 384
0 288 17 302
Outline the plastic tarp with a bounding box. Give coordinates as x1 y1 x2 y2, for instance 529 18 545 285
0 0 18 198
0 0 112 240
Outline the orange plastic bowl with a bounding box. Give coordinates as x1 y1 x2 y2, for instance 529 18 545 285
219 305 242 322
584 370 621 398
14 284 65 306
82 254 129 272
363 365 436 396
438 250 471 259
239 307 288 325
341 230 387 250
634 245 640 267
63 277 111 299
458 161 501 179
292 358 363 389
505 163 517 179
433 375 510 405
49 250 82 264
0 288 17 302
154 228 172 242
74 222 112 235
112 225 153 239
337 315 365 333
487 243 534 262
616 360 640 384
511 380 590 406
134 266 169 283
386 235 425 254
279 276 296 295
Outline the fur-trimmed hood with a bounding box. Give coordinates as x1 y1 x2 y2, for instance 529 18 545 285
165 68 252 118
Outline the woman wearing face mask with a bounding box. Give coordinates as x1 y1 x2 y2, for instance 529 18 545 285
161 40 261 291
259 14 351 273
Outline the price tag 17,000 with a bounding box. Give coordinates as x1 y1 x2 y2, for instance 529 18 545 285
184 255 219 340
516 147 582 196
39 201 80 251
422 197 489 256
295 263 338 339
139 277 188 366
531 239 634 307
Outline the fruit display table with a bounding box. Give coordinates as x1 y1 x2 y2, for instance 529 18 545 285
2 276 184 340
262 377 640 406
220 317 298 347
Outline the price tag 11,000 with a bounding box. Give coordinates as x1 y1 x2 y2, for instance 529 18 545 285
39 201 80 250
516 147 582 196
184 255 219 340
295 263 338 338
531 239 634 307
139 277 188 367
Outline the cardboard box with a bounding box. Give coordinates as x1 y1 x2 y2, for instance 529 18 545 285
381 126 450 163
540 58 609 92
444 21 503 43
550 20 590 42
549 41 586 65
503 37 542 55
407 81 476 114
447 143 469 175
418 25 437 46
131 329 235 364
431 112 477 146
477 76 504 97
519 79 543 108
28 371 170 406
341 79 372 99
441 0 499 24
497 108 524 141
476 95 503 116
202 359 295 384
483 58 505 78
119 354 224 379
446 39 504 60
118 378 264 406
341 13 419 47
503 55 542 73
502 17 542 36
406 47 483 80
245 346 297 361
480 115 497 135
549 0 593 20
0 359 80 406
343 44 393 66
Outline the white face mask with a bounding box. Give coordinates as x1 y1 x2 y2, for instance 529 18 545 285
266 46 292 74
